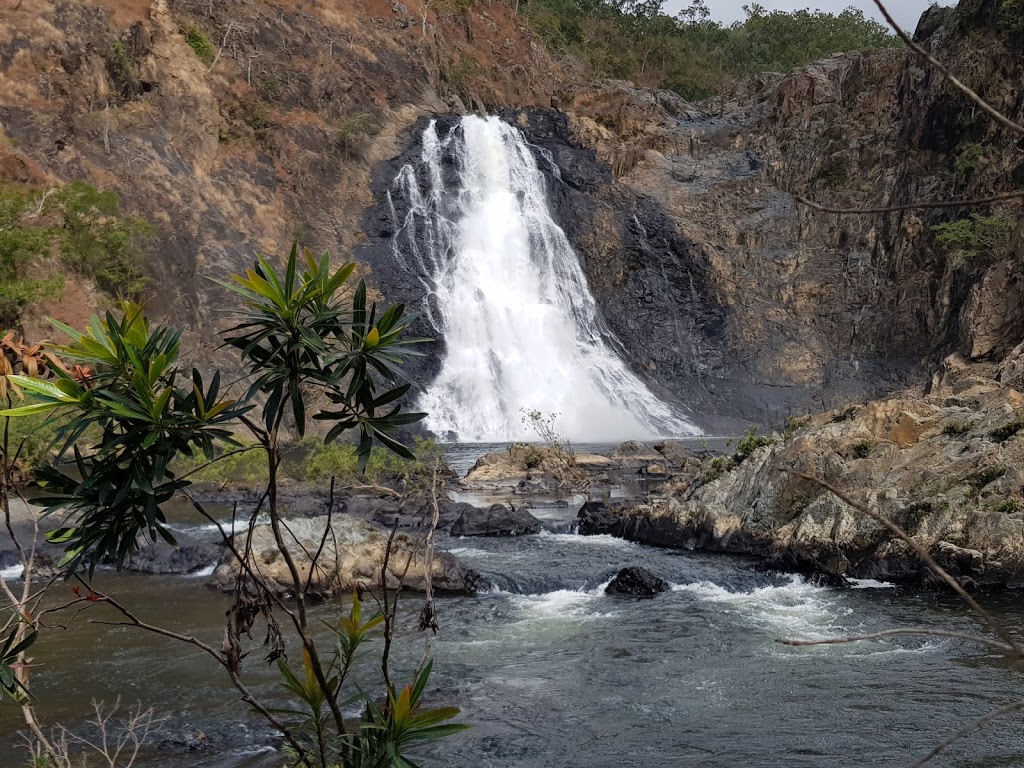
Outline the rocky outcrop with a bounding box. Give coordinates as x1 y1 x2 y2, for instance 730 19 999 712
212 515 481 596
604 566 670 598
450 503 542 537
0 0 563 361
578 381 1024 589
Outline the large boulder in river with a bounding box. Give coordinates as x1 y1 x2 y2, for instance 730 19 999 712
575 500 628 536
212 515 482 596
450 503 542 537
605 567 670 598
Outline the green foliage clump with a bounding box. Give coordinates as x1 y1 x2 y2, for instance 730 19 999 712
521 0 897 99
442 55 486 102
734 425 775 458
1000 0 1024 34
0 182 149 326
54 182 152 295
184 25 214 64
953 143 985 181
995 499 1021 513
847 440 874 459
178 445 270 487
701 455 734 483
989 418 1024 443
337 112 382 157
931 214 1013 263
966 465 1007 492
783 415 808 439
942 419 975 437
303 436 444 485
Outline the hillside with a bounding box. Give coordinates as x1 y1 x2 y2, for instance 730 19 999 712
2 0 1023 428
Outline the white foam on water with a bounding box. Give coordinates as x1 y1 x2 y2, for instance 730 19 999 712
187 563 217 578
512 579 615 622
445 546 500 558
0 564 24 580
537 530 636 548
848 578 896 589
673 574 851 640
390 115 699 442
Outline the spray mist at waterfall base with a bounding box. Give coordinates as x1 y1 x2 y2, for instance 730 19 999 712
390 115 699 444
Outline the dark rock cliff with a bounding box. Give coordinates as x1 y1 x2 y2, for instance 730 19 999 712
3 0 1022 433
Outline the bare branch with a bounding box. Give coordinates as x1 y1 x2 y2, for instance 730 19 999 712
780 469 1024 658
873 0 1024 136
777 627 1016 652
911 700 1024 767
793 190 1024 215
81 579 306 758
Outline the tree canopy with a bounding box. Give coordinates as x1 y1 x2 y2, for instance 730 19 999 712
524 0 898 98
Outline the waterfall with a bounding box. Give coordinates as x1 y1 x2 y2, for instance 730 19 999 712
389 115 699 443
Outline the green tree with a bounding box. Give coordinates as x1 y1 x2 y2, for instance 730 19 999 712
1 244 463 767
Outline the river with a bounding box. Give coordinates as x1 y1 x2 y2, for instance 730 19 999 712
3 474 1024 768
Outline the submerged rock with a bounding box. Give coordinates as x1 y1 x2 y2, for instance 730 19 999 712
450 503 542 537
605 566 670 598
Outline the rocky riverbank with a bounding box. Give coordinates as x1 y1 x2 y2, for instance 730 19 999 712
573 366 1024 590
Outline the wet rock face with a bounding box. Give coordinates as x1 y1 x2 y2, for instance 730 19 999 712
604 566 670 598
357 109 730 431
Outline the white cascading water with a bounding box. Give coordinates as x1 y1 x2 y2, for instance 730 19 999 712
389 115 699 443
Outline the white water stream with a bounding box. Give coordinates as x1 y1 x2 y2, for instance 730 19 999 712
390 115 698 442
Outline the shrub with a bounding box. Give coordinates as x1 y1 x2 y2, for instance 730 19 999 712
1000 0 1024 34
966 466 1007 491
442 55 486 102
996 499 1021 513
783 416 809 439
701 456 734 483
931 214 1013 263
953 143 984 180
337 112 381 157
848 441 874 459
900 501 934 532
0 181 149 326
303 436 445 485
735 426 775 458
184 25 214 64
989 418 1024 443
942 420 975 437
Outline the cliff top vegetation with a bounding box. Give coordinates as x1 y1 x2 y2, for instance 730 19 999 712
521 0 899 98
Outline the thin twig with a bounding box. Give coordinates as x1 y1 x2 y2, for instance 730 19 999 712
873 0 1024 137
379 520 401 696
911 700 1024 767
80 578 307 758
793 190 1024 214
780 469 1024 658
777 627 1016 652
304 476 335 596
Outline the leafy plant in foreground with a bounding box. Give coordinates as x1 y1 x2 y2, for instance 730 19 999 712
0 244 461 767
